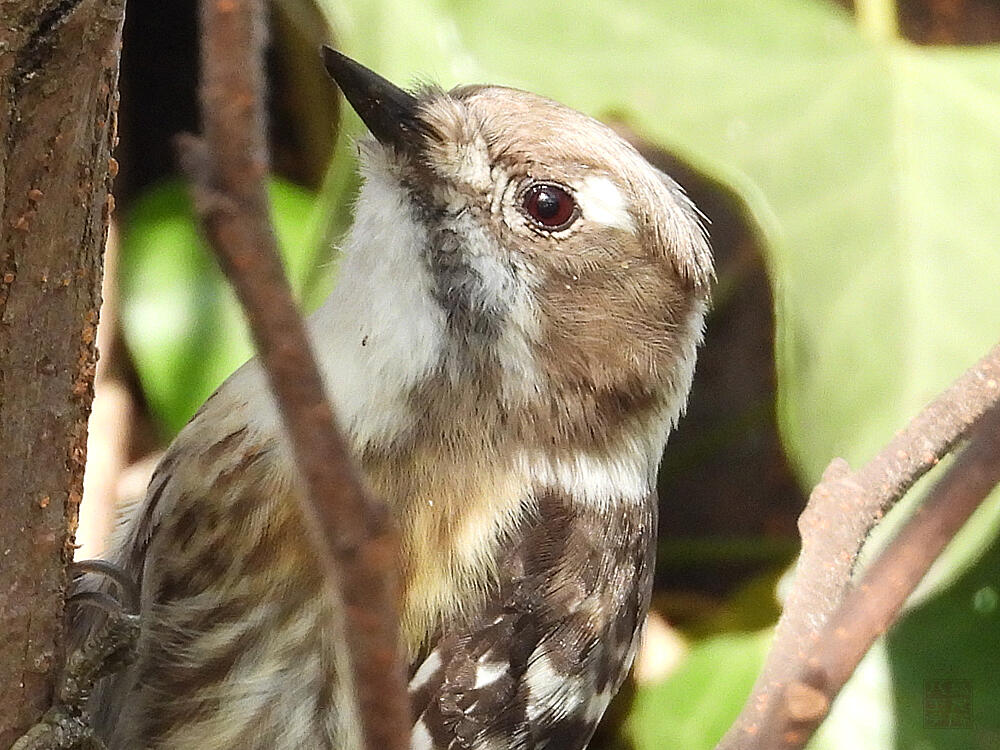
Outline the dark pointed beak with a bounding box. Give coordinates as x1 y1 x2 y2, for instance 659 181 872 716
321 46 423 153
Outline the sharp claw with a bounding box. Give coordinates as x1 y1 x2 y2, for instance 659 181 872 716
65 590 131 616
69 559 140 613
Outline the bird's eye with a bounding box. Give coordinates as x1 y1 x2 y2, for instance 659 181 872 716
520 182 578 231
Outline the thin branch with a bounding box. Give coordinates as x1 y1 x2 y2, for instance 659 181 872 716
717 341 1000 750
770 401 1000 745
176 2 410 749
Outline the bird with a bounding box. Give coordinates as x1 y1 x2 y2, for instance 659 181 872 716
82 47 713 750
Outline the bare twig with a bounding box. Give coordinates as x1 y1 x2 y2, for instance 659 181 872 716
718 341 1000 750
176 2 409 749
769 402 1000 745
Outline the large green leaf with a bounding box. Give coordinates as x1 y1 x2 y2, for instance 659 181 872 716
888 535 1000 749
320 0 1000 485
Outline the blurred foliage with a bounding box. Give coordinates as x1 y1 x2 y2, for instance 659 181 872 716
889 532 1000 749
117 0 1000 747
626 630 772 749
120 179 323 436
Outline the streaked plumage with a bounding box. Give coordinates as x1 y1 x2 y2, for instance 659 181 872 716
82 51 712 749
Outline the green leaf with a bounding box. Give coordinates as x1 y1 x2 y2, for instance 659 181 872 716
626 630 770 750
888 535 1000 749
325 0 1000 485
119 179 320 437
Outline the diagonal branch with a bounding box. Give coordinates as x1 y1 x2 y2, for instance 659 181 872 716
175 2 410 749
717 341 1000 750
774 401 1000 745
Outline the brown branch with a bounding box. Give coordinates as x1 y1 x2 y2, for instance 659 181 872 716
717 341 1000 750
0 1 124 745
176 2 409 749
770 401 1000 745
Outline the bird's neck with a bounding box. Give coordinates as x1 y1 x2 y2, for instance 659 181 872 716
307 246 671 653
352 376 664 654
306 291 668 654
296 198 676 653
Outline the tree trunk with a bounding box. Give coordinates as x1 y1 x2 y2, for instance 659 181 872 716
0 1 125 745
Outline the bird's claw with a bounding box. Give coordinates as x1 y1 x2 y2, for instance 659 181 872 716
11 560 140 750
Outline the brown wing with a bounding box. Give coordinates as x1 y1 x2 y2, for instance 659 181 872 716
408 489 657 749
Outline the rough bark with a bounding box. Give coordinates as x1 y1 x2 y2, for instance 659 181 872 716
0 1 125 746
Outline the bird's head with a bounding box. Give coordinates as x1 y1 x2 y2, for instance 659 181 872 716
322 48 712 457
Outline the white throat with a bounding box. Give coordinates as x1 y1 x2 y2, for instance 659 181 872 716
308 160 447 451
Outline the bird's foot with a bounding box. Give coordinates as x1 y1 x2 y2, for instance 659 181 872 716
11 560 140 750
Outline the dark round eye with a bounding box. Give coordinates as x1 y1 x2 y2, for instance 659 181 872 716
521 182 578 231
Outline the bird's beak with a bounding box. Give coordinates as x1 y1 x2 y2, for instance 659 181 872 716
321 46 423 154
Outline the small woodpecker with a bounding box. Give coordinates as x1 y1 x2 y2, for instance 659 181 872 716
83 48 713 750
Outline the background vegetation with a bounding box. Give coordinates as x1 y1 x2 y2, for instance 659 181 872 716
89 1 1000 747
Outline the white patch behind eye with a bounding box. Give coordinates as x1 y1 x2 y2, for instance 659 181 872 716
575 175 634 232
